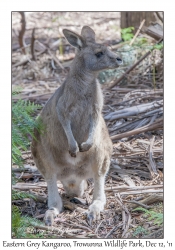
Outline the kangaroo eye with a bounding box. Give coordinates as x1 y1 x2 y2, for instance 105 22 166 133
95 51 104 58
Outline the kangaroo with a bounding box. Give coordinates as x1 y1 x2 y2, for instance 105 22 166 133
31 26 122 226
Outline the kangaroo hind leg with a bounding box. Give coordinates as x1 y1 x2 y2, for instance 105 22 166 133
87 157 110 224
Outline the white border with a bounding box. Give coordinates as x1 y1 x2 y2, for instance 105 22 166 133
1 1 175 249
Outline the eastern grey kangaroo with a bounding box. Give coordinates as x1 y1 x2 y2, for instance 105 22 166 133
31 26 122 226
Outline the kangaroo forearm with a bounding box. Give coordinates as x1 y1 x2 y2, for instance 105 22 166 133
56 107 76 145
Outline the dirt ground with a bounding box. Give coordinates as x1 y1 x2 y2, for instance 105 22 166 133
12 12 121 40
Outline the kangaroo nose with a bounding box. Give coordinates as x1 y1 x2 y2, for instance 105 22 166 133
116 57 122 64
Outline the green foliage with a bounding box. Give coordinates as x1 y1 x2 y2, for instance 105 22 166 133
12 93 46 238
133 207 163 226
134 37 148 46
12 98 43 166
146 42 163 51
12 190 36 200
153 42 163 50
12 87 22 96
12 172 18 185
12 206 44 238
133 226 148 237
12 206 22 237
121 27 134 41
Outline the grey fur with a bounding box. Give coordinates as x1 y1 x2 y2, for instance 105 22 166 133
31 26 122 226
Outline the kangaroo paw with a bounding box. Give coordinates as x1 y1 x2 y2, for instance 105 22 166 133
44 207 59 226
86 200 104 225
79 141 93 152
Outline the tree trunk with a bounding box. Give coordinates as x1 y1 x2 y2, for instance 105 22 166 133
121 12 156 31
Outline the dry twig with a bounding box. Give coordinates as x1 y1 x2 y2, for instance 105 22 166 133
31 28 36 60
111 118 163 141
155 12 163 23
18 12 26 54
129 19 145 46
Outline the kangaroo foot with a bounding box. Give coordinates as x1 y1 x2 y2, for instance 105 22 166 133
44 207 59 226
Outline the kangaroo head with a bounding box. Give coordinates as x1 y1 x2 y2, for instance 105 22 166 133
63 26 122 72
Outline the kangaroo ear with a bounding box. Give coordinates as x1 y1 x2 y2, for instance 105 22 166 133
63 29 85 49
81 26 95 42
